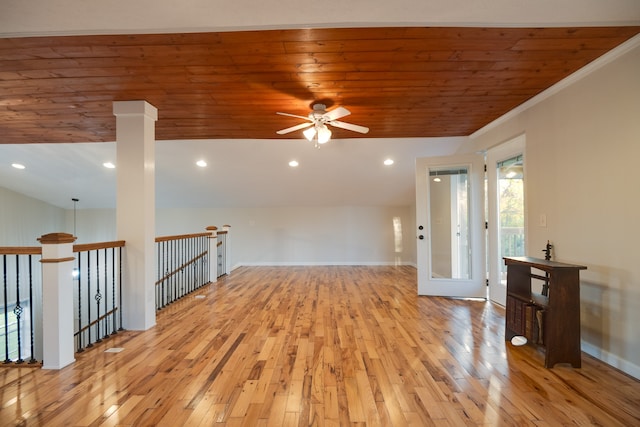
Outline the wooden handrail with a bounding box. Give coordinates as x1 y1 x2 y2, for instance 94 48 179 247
1 241 126 255
0 247 42 255
73 308 118 336
155 251 208 285
155 232 211 243
73 240 126 252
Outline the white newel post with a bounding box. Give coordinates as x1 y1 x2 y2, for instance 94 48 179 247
223 225 231 275
206 226 218 283
113 100 158 331
39 232 76 369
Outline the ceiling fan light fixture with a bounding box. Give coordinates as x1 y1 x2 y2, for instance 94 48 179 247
276 104 368 146
317 125 331 144
303 126 317 141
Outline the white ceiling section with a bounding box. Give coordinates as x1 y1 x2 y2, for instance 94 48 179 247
0 138 465 209
1 1 639 210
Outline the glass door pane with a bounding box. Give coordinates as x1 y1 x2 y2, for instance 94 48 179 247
498 155 525 285
429 168 470 279
487 134 526 306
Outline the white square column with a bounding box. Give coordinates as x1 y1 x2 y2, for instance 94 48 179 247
113 100 158 331
39 233 76 369
206 226 218 283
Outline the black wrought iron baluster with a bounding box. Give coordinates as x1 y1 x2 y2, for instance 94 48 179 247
193 237 196 289
28 254 36 363
180 238 184 298
3 255 10 363
202 235 206 286
167 240 171 303
95 249 102 343
182 237 186 297
76 252 84 352
188 237 192 293
187 237 191 293
185 238 188 293
218 234 222 277
14 255 24 363
111 247 117 335
162 241 166 306
163 240 167 307
204 235 208 285
118 246 123 331
173 239 177 303
199 237 202 286
193 237 197 290
165 240 170 306
205 236 209 285
86 251 92 347
103 248 109 339
186 237 190 293
162 240 168 307
198 236 202 287
160 241 165 307
197 237 201 288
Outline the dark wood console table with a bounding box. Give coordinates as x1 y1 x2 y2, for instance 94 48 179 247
503 256 587 368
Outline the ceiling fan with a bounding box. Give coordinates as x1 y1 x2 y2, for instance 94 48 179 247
276 103 369 146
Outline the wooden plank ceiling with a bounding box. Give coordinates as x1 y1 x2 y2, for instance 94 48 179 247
1 26 639 144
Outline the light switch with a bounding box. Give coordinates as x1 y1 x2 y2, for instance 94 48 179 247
539 214 547 227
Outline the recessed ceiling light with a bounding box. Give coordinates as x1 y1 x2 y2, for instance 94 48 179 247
11 163 26 169
289 160 299 167
103 162 116 169
383 158 394 166
196 160 207 167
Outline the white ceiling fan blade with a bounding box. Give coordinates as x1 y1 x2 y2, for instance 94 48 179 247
323 106 351 121
329 120 369 134
276 122 314 135
277 111 312 121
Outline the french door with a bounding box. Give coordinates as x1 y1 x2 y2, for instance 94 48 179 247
416 154 486 298
487 135 526 306
416 136 526 302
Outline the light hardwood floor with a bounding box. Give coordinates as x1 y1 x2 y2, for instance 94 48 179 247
1 266 639 426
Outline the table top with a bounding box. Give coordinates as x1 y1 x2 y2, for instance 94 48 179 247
503 256 587 270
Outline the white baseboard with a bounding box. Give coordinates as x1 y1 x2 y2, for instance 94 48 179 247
581 340 640 380
233 261 417 267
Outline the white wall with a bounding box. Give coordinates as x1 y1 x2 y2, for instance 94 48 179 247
1 200 416 267
0 187 66 245
470 41 640 378
67 208 116 244
157 205 416 267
